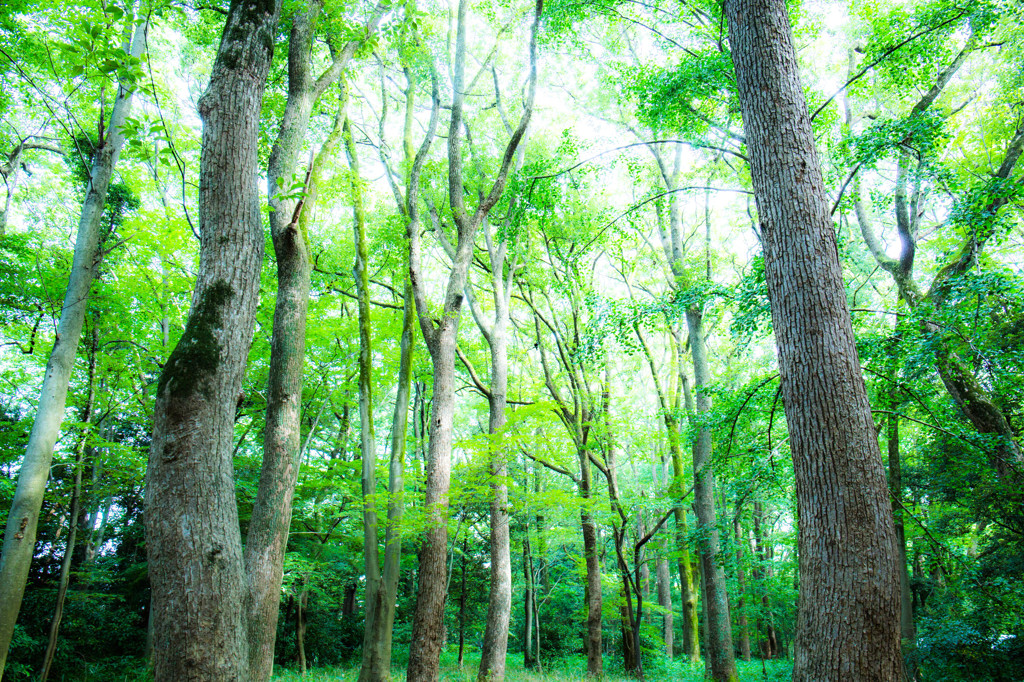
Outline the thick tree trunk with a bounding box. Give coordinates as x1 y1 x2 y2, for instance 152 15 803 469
246 6 380 678
145 0 280 678
685 310 738 682
243 8 318 680
406 328 459 682
0 21 146 673
724 0 902 678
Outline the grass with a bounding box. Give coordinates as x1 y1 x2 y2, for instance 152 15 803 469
271 651 795 682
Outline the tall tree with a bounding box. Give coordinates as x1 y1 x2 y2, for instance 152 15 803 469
724 0 902 679
404 2 541 680
245 4 385 680
0 17 147 673
144 0 281 677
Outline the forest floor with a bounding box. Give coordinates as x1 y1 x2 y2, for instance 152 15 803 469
272 651 796 682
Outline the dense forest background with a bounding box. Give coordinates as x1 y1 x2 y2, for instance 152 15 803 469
0 0 1022 679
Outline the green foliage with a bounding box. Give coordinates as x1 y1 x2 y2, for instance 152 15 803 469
849 110 950 169
627 52 736 137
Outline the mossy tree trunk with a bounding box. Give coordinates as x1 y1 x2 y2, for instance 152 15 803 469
245 5 383 680
144 0 281 677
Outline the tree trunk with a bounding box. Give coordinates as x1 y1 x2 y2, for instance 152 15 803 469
671 442 699 661
39 327 98 682
0 20 147 673
297 583 308 676
751 501 778 659
733 514 751 662
477 317 513 682
724 0 902 677
579 443 604 678
345 109 385 681
656 534 673 658
360 272 415 682
476 225 515 682
458 538 468 667
523 531 536 669
145 0 280 677
406 2 539 678
887 411 916 679
685 310 738 682
246 6 381 678
406 326 459 682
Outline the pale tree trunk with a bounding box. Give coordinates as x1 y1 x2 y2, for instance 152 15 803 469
634 323 699 661
406 2 540 680
360 62 418 682
144 0 281 677
245 5 383 679
0 20 147 674
724 0 902 678
467 152 526 682
346 110 382 671
39 327 98 682
685 310 738 682
477 316 512 682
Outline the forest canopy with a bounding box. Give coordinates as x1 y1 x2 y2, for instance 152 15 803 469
0 0 1022 680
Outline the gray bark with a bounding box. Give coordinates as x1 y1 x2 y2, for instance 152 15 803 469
405 2 540 680
39 327 98 682
0 19 146 674
724 0 902 677
685 309 738 682
145 0 280 677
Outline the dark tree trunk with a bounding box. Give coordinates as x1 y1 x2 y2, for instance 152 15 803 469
145 0 280 678
724 0 902 678
733 514 751 662
579 446 604 678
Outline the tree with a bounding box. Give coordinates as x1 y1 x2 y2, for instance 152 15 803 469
404 2 540 680
0 14 147 673
144 0 281 677
724 0 902 678
246 4 384 678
